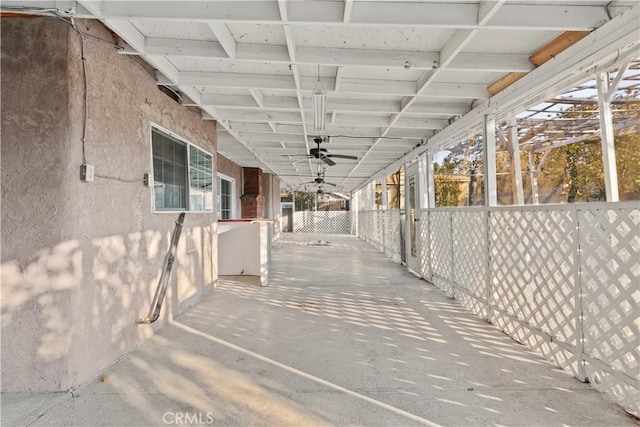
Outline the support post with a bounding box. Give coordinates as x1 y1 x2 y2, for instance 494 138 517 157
507 118 525 205
596 72 620 202
352 191 358 236
427 151 436 208
572 205 587 382
483 114 498 207
528 150 539 205
418 153 429 210
292 190 296 232
381 177 389 209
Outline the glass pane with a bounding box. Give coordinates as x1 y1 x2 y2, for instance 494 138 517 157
152 130 187 210
189 145 213 212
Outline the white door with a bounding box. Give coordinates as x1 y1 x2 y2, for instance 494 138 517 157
405 164 420 274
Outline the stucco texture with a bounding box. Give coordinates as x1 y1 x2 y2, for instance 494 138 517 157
1 18 218 392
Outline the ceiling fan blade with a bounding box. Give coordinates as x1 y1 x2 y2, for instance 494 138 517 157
321 156 336 166
324 182 337 187
327 154 358 160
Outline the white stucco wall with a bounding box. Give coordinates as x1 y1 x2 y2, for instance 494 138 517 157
1 18 218 391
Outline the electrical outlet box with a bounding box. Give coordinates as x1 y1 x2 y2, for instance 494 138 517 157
80 164 94 182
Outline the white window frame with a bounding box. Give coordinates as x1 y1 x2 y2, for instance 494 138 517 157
217 172 236 219
150 124 214 214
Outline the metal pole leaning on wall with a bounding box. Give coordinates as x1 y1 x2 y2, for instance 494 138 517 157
138 212 185 325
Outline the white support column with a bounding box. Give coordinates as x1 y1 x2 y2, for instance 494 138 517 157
596 72 620 202
292 190 296 232
427 151 436 208
483 114 498 207
528 150 539 205
351 190 357 236
418 153 429 210
381 178 389 209
507 118 525 205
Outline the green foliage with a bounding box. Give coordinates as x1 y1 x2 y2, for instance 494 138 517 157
434 176 462 206
535 93 640 203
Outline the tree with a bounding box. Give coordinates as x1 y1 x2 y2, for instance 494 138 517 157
534 91 639 203
433 155 463 206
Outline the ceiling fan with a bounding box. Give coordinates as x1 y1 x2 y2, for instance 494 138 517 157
303 169 337 187
286 136 358 166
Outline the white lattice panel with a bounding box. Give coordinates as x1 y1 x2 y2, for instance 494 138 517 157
370 210 383 250
577 205 640 416
452 209 489 318
293 211 351 234
382 210 402 263
357 210 372 242
429 210 454 296
418 209 431 280
489 208 579 375
357 198 639 416
490 209 577 341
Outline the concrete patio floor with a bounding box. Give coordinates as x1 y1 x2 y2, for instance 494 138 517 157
2 233 635 426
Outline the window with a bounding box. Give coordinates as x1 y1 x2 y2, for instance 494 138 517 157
217 174 235 219
152 127 213 212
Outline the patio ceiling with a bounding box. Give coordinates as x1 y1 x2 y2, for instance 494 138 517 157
4 0 638 192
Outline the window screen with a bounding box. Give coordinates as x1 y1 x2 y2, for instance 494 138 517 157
151 128 213 212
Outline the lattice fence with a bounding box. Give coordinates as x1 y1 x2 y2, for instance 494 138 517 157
293 211 352 234
451 209 489 319
355 202 639 416
489 207 580 377
382 210 402 263
418 209 431 281
577 204 640 414
429 210 454 297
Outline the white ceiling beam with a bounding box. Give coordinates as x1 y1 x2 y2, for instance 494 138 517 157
420 83 490 99
207 23 236 59
331 115 389 127
338 80 416 96
79 8 277 174
382 129 432 139
177 71 299 90
392 117 449 130
78 1 611 30
343 0 353 23
354 4 640 191
278 0 313 175
126 37 530 72
144 37 228 58
231 123 303 135
248 89 264 107
296 47 438 70
405 102 470 116
204 95 405 114
130 38 439 70
338 0 504 187
182 72 471 97
202 94 259 108
448 53 533 72
334 66 343 92
228 133 307 144
218 110 303 123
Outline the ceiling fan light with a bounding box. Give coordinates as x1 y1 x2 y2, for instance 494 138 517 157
312 81 326 132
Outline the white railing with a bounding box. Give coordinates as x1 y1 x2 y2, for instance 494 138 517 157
293 211 352 234
357 202 639 416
